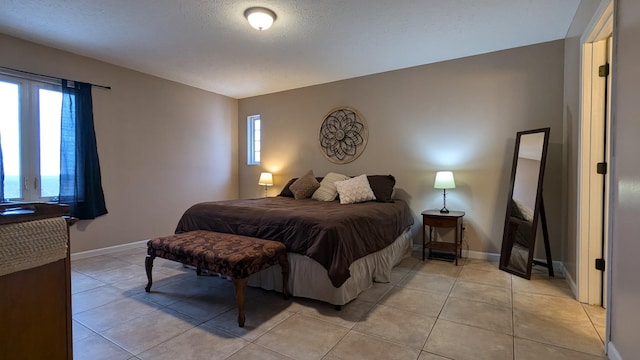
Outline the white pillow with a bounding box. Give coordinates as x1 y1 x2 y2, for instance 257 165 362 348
335 174 376 204
312 172 350 201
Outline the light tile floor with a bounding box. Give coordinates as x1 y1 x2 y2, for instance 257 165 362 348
71 245 608 360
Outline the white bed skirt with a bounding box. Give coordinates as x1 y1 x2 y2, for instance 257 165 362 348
247 228 413 305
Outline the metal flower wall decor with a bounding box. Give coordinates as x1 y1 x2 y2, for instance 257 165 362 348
319 107 368 164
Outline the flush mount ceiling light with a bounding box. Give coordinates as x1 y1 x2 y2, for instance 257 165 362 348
244 7 276 31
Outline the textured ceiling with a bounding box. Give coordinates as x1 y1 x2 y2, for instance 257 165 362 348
0 0 581 99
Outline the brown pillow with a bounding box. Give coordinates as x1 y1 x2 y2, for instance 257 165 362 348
278 176 324 197
278 178 299 197
367 175 396 202
289 170 321 199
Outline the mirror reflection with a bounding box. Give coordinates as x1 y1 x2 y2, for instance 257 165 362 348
500 128 550 279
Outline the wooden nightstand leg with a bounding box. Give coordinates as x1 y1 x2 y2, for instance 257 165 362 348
460 223 464 259
454 220 460 266
428 226 433 260
422 223 426 261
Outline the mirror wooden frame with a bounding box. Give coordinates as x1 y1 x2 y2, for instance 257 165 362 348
499 127 553 279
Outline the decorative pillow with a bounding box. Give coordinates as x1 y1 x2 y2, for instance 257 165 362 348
289 170 321 199
335 174 376 204
278 176 324 197
312 172 350 201
367 175 396 202
278 178 299 197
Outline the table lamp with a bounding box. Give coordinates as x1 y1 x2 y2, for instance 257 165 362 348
434 171 455 213
258 172 273 197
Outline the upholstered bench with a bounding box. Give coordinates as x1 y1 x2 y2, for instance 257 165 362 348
145 230 289 327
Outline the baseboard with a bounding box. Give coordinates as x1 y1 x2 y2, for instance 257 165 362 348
466 250 501 262
71 239 148 261
564 265 579 298
552 259 566 277
465 250 569 277
607 341 622 360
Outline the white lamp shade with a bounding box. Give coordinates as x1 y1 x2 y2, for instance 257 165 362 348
258 172 273 186
245 7 276 31
434 171 456 189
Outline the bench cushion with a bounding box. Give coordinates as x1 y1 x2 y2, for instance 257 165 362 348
147 230 287 279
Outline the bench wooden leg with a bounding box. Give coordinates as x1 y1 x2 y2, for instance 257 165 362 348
278 252 290 299
232 277 249 327
144 247 156 292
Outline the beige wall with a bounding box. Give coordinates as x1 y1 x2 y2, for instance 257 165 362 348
0 34 239 253
238 41 565 258
609 0 640 357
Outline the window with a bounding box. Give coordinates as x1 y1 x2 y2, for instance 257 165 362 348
0 75 62 201
247 114 261 165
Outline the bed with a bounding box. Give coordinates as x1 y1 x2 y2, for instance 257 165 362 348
175 193 414 305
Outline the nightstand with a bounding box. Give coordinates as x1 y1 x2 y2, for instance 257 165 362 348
422 210 465 265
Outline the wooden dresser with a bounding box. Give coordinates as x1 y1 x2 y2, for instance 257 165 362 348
0 203 73 360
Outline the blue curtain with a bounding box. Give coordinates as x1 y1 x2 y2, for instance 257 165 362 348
59 80 107 219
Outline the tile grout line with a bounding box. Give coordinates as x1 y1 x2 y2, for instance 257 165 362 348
71 253 605 359
419 257 464 358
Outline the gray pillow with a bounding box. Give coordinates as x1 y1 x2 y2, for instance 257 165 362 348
289 170 321 199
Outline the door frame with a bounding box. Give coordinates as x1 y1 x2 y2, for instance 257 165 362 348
577 0 613 305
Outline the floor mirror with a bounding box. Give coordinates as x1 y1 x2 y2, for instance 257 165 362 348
499 127 553 279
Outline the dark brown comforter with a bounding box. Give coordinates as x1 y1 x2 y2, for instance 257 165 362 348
175 197 414 287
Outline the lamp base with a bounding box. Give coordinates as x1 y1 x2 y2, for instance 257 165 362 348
439 189 450 214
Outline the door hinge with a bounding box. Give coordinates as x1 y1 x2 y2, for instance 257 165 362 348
597 162 607 174
599 63 610 77
595 258 606 271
